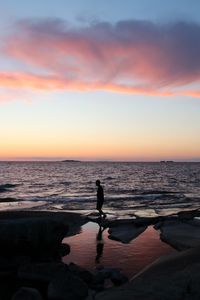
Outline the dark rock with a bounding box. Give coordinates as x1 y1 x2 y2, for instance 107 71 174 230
159 220 200 250
96 267 120 279
68 263 94 285
94 267 128 287
59 243 70 257
48 270 88 300
110 271 128 286
134 216 160 226
178 209 199 220
0 256 31 275
18 262 68 282
96 247 200 300
188 218 200 226
11 287 44 300
0 271 18 299
93 272 106 284
108 223 147 243
90 273 105 292
0 218 68 257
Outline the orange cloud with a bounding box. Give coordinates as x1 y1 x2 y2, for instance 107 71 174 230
0 71 176 96
1 19 200 98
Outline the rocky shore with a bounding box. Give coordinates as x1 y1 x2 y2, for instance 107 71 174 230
0 209 200 299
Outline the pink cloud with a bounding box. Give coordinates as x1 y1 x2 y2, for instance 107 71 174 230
1 19 200 98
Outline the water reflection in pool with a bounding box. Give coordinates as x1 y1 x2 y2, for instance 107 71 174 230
63 222 175 278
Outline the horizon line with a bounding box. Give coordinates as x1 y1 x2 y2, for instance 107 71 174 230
0 159 199 163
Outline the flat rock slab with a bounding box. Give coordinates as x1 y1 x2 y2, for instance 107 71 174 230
96 247 200 300
108 224 147 243
159 220 200 250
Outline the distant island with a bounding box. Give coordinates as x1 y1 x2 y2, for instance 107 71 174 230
160 160 174 163
62 160 81 163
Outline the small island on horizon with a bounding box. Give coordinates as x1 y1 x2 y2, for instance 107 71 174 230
62 160 81 163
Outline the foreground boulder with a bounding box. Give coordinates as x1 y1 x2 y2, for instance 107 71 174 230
48 270 88 300
0 218 68 258
96 247 200 300
11 287 43 300
68 263 94 285
158 220 200 250
18 262 68 282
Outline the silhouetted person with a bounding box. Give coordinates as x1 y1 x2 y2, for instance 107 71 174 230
95 224 105 263
96 180 106 218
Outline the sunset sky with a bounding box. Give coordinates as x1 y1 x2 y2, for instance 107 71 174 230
0 0 200 161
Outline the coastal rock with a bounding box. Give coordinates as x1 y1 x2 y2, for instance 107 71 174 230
0 255 31 274
68 263 94 285
59 243 71 257
108 223 147 243
133 216 160 226
95 266 119 279
178 209 200 220
11 287 44 300
159 220 200 250
48 270 88 300
94 267 128 287
110 270 128 286
96 247 200 300
91 272 105 292
0 218 68 257
18 262 68 282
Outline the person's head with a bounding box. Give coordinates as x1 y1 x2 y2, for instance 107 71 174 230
96 179 101 187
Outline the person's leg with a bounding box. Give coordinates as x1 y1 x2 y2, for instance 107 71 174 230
100 208 106 218
98 208 103 216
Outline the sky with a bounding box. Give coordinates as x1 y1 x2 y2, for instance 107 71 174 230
0 0 200 161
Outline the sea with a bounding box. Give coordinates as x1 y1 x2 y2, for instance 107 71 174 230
0 161 200 277
0 161 200 216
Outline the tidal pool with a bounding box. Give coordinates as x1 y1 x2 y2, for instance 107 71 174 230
63 222 176 278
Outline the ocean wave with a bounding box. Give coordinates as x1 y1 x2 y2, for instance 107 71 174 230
0 183 19 193
26 193 197 207
0 197 21 202
133 189 182 195
104 176 115 180
60 181 71 186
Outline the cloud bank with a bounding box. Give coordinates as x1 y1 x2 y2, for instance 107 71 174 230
1 19 200 98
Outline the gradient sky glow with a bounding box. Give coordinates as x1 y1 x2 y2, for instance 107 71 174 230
0 0 200 161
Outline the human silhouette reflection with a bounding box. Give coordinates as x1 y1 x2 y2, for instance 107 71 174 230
95 224 105 263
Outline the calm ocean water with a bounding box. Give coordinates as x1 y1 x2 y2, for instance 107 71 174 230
0 161 200 215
